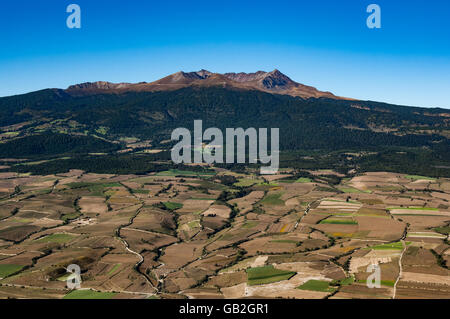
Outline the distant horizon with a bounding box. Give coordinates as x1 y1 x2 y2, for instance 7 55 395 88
1 0 449 108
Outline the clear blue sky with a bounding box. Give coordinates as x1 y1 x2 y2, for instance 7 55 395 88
1 0 449 108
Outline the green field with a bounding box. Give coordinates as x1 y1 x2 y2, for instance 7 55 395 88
358 279 395 287
0 264 24 278
3 132 19 136
246 265 296 286
389 206 439 211
233 178 277 187
68 182 121 189
335 276 354 286
317 212 353 216
37 233 75 243
163 202 183 210
297 280 336 292
56 273 71 282
156 169 215 177
61 212 81 222
95 126 109 135
187 220 201 228
259 182 279 187
242 221 258 229
260 193 285 206
12 218 33 223
234 178 259 187
320 219 358 225
326 199 360 204
369 241 410 250
434 226 450 235
131 189 150 194
278 179 295 184
108 263 122 275
405 175 436 181
193 180 228 191
67 182 121 196
63 289 117 299
339 187 371 194
296 177 313 183
380 280 396 287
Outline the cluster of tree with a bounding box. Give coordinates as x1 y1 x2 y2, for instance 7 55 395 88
5 153 171 175
0 86 448 177
0 132 119 158
0 87 447 152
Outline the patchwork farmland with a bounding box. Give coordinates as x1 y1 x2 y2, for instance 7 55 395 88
0 169 448 299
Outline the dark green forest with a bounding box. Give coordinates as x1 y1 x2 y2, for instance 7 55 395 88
0 86 448 177
0 133 119 158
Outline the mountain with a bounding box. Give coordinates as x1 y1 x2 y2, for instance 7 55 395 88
65 69 342 99
223 69 339 99
67 81 135 91
0 70 449 177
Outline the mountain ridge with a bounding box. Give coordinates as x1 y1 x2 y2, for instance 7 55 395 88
65 69 346 100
